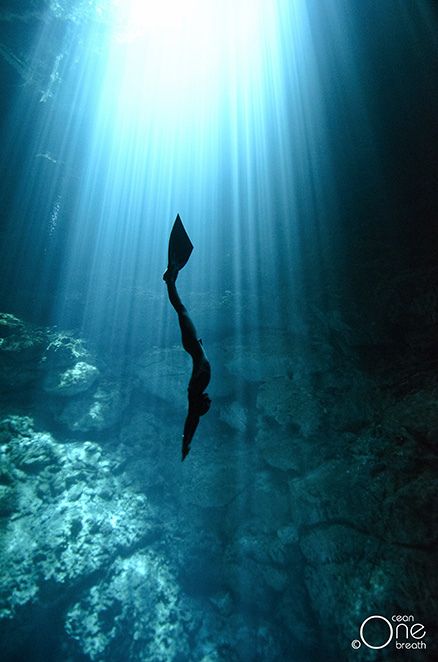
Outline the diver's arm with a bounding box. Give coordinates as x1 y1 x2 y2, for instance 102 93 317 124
182 413 200 461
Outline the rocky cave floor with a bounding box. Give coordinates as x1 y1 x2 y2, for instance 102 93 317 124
0 301 436 661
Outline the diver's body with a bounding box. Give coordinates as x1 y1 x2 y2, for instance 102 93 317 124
163 266 211 460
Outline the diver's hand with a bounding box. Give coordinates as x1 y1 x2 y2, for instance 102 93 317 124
182 439 190 461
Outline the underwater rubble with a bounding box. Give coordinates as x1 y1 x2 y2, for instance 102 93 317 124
0 306 437 661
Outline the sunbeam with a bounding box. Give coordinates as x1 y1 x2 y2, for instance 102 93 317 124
39 0 303 349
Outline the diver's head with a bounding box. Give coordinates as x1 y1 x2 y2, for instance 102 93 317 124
189 392 211 416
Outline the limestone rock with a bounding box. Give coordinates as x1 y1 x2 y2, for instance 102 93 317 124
182 459 248 509
0 313 24 338
65 551 187 661
135 346 189 407
0 315 45 362
257 376 321 434
0 416 154 622
382 387 438 440
226 343 294 382
249 470 291 531
223 558 273 609
218 401 248 432
44 361 99 396
257 427 302 473
209 591 233 617
277 524 299 545
57 379 130 431
262 565 288 592
0 484 16 516
41 331 89 369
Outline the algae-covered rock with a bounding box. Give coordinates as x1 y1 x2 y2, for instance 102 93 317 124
0 362 39 391
0 484 17 516
256 427 302 473
257 376 321 433
0 416 154 622
223 557 273 609
41 331 89 369
0 314 45 362
302 540 436 657
262 565 288 592
135 346 189 407
0 313 24 338
218 401 248 432
224 328 335 382
287 459 383 532
183 461 247 509
0 317 99 397
383 472 437 546
57 379 130 431
249 470 291 531
225 342 294 382
65 551 186 661
209 591 234 617
382 387 438 439
44 361 99 396
117 412 183 496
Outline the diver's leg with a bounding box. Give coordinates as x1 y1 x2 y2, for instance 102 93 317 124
178 309 199 356
165 279 200 357
165 276 183 312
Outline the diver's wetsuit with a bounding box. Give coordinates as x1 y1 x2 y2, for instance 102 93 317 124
165 273 211 459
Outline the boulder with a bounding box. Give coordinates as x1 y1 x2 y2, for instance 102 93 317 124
218 401 248 432
43 361 99 396
0 315 45 362
135 346 189 408
41 331 89 369
0 416 155 622
256 426 302 473
0 313 24 338
257 377 321 434
57 380 130 431
65 551 187 661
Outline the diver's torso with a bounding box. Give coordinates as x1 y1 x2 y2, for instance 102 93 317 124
188 343 211 395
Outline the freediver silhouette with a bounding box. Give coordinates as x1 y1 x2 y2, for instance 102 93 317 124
163 214 211 461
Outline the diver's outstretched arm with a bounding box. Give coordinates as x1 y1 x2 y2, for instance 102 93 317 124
182 412 200 461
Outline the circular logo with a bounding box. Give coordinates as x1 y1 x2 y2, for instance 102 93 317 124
360 615 393 650
351 640 361 649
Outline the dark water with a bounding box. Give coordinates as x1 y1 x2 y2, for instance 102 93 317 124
0 1 437 660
